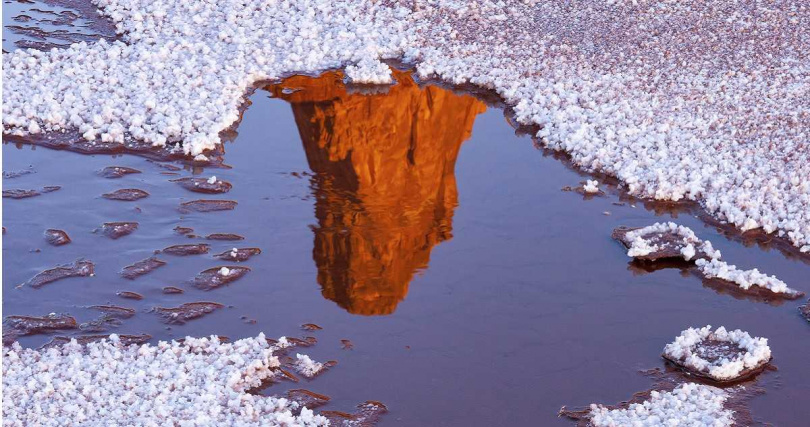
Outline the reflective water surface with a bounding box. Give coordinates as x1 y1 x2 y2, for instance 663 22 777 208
4 70 810 425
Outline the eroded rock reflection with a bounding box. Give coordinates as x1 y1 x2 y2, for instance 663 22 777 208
270 70 485 315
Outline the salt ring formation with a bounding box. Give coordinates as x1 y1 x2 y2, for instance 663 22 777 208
2 0 810 426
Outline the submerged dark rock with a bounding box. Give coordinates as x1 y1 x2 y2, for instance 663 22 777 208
41 333 152 349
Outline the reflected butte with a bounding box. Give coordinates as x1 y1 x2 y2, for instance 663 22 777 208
269 70 485 315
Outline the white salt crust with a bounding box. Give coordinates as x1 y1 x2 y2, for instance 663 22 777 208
583 180 599 194
2 334 328 426
589 382 734 427
663 326 771 381
294 354 325 378
3 0 810 251
624 222 799 295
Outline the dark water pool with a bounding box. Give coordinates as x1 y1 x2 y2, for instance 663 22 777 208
3 68 809 425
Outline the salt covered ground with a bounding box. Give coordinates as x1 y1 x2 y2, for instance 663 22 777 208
3 0 809 251
2 334 329 425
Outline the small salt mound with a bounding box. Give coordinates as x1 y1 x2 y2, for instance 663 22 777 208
663 325 771 382
294 353 325 378
582 180 599 194
614 222 802 298
588 382 733 426
2 334 328 425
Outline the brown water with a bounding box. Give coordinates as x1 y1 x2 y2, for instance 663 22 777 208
3 66 810 427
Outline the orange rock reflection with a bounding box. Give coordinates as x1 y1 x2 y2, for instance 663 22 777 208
270 70 485 315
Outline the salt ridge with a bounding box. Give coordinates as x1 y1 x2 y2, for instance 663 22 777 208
2 0 809 250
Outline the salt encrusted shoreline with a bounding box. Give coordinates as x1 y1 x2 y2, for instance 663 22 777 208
588 383 734 427
2 334 329 425
2 0 809 251
663 326 771 382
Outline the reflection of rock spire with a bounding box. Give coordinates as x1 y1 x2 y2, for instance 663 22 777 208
270 69 485 315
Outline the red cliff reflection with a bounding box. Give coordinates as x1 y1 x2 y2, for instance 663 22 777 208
269 70 485 315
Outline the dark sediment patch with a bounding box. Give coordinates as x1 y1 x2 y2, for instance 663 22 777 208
6 186 63 199
341 339 354 350
117 291 144 300
171 177 232 194
321 401 388 427
174 226 194 235
151 302 224 325
41 333 152 349
161 243 210 256
101 222 138 239
99 166 141 178
3 167 35 179
121 257 166 279
44 229 71 246
19 259 94 288
147 160 182 171
206 233 244 241
302 323 323 331
162 286 184 294
179 199 238 213
79 306 135 332
192 266 251 290
214 247 261 262
102 188 149 201
3 314 78 345
89 305 136 319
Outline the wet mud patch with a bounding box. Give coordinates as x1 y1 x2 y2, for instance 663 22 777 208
3 0 118 51
3 314 77 345
171 177 232 194
192 266 251 290
100 221 138 239
162 286 184 294
179 199 238 213
116 291 143 300
121 257 166 280
102 188 149 201
99 166 141 178
214 247 261 262
3 186 59 199
19 259 94 288
151 302 224 325
160 243 210 256
205 233 244 241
